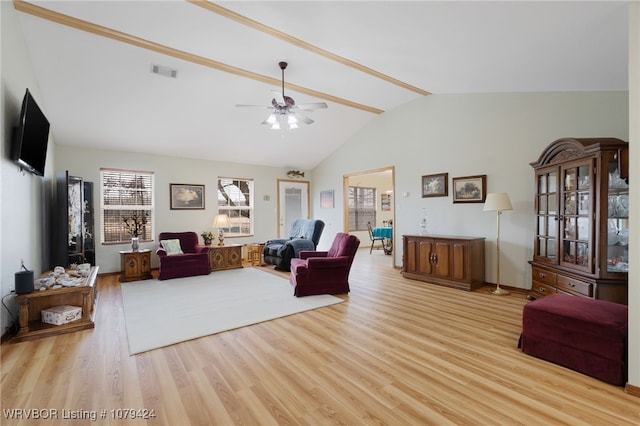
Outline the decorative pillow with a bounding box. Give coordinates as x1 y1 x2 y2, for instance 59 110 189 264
161 239 183 256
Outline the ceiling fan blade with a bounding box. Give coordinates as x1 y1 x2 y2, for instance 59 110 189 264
294 112 314 125
236 104 275 109
296 102 328 111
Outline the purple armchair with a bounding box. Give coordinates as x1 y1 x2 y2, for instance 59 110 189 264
156 232 210 280
289 232 360 297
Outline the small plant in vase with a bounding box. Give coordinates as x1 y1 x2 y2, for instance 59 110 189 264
123 212 148 251
201 231 214 245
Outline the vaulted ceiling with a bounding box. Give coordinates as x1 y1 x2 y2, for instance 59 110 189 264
13 1 628 170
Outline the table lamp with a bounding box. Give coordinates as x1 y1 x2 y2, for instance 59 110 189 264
483 193 513 295
213 214 230 246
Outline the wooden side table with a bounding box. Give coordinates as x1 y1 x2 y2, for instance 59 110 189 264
209 244 243 271
248 243 265 266
119 249 152 282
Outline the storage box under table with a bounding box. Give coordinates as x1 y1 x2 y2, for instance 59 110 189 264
520 293 627 386
41 305 82 326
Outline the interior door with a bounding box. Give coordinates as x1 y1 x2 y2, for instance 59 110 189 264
278 180 309 238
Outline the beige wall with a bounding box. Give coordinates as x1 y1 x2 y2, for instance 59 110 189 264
312 91 628 288
54 145 296 274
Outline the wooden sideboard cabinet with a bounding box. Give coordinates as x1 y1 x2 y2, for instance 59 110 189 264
209 244 243 271
402 235 485 291
529 138 628 304
119 249 152 282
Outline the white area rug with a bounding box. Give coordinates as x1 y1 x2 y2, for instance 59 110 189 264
120 268 343 355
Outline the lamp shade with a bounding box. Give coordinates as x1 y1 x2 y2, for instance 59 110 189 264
483 193 513 212
213 214 230 228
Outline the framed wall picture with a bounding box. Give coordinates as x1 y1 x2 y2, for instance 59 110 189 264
170 183 205 210
381 193 392 211
422 173 448 197
452 175 487 203
320 190 334 208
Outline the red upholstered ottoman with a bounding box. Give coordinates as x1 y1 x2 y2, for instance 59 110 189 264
520 293 627 386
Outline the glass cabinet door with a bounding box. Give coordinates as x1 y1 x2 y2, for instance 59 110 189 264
534 168 558 263
606 160 629 273
559 161 593 272
68 177 84 257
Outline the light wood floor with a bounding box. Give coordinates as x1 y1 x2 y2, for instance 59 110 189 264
2 249 638 425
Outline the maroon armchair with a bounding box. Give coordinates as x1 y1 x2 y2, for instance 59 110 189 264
289 232 360 297
156 232 210 280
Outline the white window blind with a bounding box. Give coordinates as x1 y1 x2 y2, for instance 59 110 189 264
100 169 154 243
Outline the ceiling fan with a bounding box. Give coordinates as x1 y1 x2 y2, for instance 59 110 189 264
237 61 328 130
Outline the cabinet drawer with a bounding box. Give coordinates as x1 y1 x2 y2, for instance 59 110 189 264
530 281 557 297
532 267 557 286
556 275 593 297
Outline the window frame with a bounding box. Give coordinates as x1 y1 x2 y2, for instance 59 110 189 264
100 168 155 245
348 186 377 232
217 176 254 237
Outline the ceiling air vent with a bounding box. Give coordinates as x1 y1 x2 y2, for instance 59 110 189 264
151 64 177 78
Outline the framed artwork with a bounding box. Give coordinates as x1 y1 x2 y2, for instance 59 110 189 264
170 184 205 210
452 175 487 203
320 190 334 208
381 193 392 211
422 173 448 198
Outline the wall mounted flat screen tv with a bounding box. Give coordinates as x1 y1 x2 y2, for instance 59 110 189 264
11 89 50 177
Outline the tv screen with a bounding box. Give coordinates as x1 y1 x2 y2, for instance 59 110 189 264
11 89 50 177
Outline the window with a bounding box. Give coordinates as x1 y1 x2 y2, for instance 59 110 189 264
348 186 376 231
217 177 254 236
100 169 154 243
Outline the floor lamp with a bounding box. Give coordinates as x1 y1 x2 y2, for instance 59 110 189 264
483 193 513 296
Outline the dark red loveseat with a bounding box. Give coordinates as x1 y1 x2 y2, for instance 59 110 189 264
156 232 210 280
289 232 360 297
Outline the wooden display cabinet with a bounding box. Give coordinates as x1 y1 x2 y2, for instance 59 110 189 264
402 235 485 291
209 244 243 271
119 249 152 282
529 138 628 304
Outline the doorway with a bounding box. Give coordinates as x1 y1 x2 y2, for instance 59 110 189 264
343 167 395 268
277 179 310 238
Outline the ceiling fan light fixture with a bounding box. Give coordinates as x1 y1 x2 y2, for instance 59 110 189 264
238 61 327 130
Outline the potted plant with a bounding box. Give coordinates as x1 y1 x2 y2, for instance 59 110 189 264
123 212 148 251
201 231 214 245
